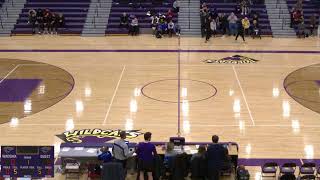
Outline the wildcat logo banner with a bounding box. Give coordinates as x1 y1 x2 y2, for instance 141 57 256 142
56 129 143 143
204 55 259 64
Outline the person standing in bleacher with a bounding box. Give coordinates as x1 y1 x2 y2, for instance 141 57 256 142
112 131 134 169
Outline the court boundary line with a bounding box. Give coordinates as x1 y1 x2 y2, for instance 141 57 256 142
6 123 320 127
103 66 126 125
0 65 19 84
2 49 320 54
232 66 255 126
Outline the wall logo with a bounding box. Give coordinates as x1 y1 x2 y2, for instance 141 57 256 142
56 129 143 143
204 55 259 64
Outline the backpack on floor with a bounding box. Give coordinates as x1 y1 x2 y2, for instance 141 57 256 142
236 166 250 180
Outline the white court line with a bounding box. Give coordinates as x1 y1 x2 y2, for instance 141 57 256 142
9 123 320 128
0 65 20 84
103 66 126 125
232 65 255 126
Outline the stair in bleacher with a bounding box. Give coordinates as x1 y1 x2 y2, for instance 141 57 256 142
82 0 112 36
179 0 201 36
11 0 90 35
0 0 26 36
106 1 177 35
203 0 273 35
265 0 295 37
286 0 319 36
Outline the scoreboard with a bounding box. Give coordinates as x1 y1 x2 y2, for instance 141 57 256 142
0 146 54 178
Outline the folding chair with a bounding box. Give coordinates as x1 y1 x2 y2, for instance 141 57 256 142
299 163 316 177
280 163 296 176
261 162 278 177
63 158 81 180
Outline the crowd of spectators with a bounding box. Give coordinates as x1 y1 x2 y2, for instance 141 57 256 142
290 0 319 38
200 0 261 42
119 0 181 37
28 8 65 35
96 132 239 180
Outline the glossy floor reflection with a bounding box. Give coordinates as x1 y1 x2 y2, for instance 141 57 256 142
0 36 319 162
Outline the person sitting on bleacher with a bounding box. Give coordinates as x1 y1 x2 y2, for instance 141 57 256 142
120 12 129 29
58 13 65 30
112 131 134 169
43 9 52 34
28 9 37 34
98 146 113 163
168 20 175 37
129 16 139 36
206 135 229 180
136 132 157 180
190 145 207 180
36 8 44 34
163 142 178 179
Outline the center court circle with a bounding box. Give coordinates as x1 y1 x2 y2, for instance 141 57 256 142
141 79 217 103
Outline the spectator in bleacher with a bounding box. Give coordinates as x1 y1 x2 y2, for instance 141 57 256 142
120 12 129 29
240 0 249 15
242 17 250 35
175 23 181 35
151 14 159 35
290 7 295 28
98 146 113 163
36 9 44 34
166 9 174 22
50 13 58 34
190 145 207 180
235 19 245 41
168 20 175 37
200 9 209 37
129 16 139 36
218 13 228 35
297 19 306 38
112 131 134 168
173 0 180 13
210 17 218 37
43 9 52 34
251 19 261 39
309 14 317 35
228 12 238 36
235 5 242 15
28 9 37 34
205 16 212 43
295 0 303 11
58 13 65 30
163 142 178 179
210 8 218 21
206 135 230 180
201 2 208 11
136 132 157 180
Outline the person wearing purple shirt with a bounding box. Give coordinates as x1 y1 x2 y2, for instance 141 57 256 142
136 132 157 180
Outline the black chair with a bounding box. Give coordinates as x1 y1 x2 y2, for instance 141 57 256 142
299 163 316 177
300 174 316 180
261 162 278 177
315 166 320 178
280 163 296 176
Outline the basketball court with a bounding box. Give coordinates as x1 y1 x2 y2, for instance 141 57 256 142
0 36 319 178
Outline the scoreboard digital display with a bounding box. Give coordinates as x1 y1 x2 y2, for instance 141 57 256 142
1 146 54 178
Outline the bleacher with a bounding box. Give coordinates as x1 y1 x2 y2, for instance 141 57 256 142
106 0 178 35
201 0 273 35
287 0 319 28
0 0 4 8
11 0 90 35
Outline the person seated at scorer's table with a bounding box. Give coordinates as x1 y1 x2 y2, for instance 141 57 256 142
163 142 179 179
98 146 113 163
190 145 207 180
206 135 231 180
136 132 157 180
112 131 134 168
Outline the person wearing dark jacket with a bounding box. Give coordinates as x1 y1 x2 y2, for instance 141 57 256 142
190 145 207 180
205 16 212 43
206 135 229 180
120 12 129 28
235 20 245 41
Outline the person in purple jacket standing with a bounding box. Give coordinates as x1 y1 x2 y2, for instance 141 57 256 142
136 132 157 180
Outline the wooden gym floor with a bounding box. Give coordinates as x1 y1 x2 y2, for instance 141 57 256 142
0 35 319 166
